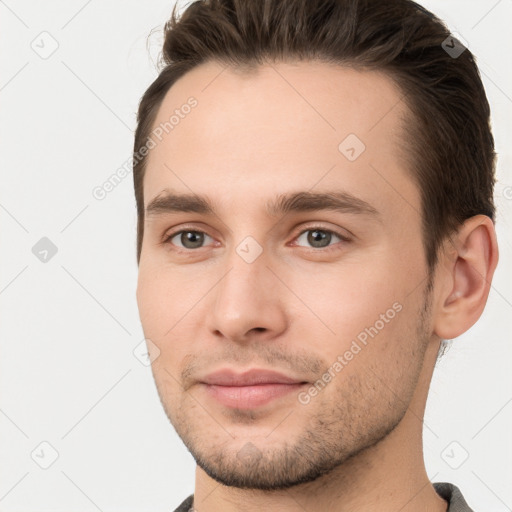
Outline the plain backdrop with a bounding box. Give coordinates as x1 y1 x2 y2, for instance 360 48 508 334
0 0 511 511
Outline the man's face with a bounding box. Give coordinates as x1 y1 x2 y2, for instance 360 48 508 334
136 60 434 489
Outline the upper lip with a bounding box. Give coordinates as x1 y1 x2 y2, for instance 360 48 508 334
201 368 307 386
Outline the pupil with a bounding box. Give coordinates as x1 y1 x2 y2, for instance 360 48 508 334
308 230 330 247
183 231 203 248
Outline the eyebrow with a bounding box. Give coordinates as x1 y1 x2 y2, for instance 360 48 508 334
145 189 380 219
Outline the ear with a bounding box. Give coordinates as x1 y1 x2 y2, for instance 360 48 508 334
433 215 499 340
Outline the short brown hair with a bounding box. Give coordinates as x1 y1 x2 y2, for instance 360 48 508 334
133 0 496 269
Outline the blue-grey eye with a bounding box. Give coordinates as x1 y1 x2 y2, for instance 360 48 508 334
295 229 342 249
170 231 213 249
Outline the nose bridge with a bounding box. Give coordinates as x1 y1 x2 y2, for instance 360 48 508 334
217 241 270 314
207 236 287 340
217 220 271 299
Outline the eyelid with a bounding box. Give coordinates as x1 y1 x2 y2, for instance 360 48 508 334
161 224 215 249
289 225 351 253
292 222 352 241
162 223 214 242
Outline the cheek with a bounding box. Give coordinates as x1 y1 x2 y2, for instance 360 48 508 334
137 266 200 369
290 258 420 373
136 265 178 339
295 266 402 334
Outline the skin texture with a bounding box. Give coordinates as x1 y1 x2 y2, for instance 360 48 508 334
136 60 498 511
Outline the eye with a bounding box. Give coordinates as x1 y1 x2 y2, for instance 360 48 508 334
164 230 214 250
162 226 350 252
294 227 349 250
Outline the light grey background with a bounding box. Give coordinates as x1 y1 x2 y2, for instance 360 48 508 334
0 0 510 510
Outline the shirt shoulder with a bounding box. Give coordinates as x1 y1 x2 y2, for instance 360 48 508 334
433 482 475 512
172 494 194 512
174 485 474 511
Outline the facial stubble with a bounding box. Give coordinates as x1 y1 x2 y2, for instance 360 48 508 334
152 278 434 491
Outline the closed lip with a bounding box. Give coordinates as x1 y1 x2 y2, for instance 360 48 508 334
200 368 308 386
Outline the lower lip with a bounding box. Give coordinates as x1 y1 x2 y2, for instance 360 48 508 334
202 383 306 409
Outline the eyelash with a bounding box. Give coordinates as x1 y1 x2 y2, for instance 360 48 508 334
161 225 351 253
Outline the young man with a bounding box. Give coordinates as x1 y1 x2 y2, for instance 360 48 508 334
133 0 498 510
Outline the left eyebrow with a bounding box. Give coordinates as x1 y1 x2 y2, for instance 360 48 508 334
145 189 380 220
266 190 380 219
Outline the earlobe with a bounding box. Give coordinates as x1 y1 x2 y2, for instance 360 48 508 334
433 215 499 340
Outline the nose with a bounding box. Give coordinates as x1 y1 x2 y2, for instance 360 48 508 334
206 248 288 344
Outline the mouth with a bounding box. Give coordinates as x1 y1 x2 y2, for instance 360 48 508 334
199 368 309 409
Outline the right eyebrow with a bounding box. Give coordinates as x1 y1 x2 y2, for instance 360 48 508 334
145 192 214 217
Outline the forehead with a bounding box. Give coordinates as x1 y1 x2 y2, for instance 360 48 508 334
143 59 419 220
